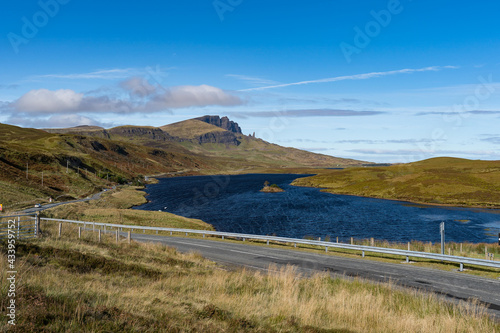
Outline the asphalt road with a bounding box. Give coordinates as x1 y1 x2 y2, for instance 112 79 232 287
127 232 500 320
21 187 113 214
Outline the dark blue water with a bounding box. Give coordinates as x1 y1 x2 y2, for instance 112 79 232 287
134 174 500 243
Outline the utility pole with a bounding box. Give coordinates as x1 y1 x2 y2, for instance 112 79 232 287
440 222 445 255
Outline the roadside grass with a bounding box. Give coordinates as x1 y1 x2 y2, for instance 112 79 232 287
1 226 498 332
121 230 500 280
42 186 213 231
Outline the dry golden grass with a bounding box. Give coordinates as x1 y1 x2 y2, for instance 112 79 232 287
1 223 498 332
43 186 213 231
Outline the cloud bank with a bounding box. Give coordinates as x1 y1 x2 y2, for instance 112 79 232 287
229 109 386 118
2 78 243 128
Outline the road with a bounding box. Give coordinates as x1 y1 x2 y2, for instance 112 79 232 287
127 232 500 320
21 187 114 214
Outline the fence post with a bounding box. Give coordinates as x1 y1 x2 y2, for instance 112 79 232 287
116 230 119 243
78 227 81 239
98 229 101 242
35 211 41 237
128 231 131 244
351 237 353 245
336 237 339 243
370 238 374 247
58 223 62 237
408 242 410 251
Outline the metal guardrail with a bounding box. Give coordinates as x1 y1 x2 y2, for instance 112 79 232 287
40 217 500 272
0 214 39 240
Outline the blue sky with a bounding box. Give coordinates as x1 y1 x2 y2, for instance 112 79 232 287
1 0 500 163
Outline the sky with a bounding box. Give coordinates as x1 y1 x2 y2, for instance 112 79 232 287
1 0 500 163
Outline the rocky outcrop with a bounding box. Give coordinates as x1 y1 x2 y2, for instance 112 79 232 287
197 131 241 146
108 127 177 141
196 115 242 134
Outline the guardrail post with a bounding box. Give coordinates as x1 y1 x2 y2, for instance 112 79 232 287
408 242 410 251
325 246 328 252
406 256 409 263
104 225 106 233
93 223 95 232
143 229 145 233
185 232 188 236
203 234 205 238
98 229 101 242
115 230 119 243
128 231 131 244
267 240 269 245
156 230 158 234
78 227 81 239
459 262 464 271
58 223 62 237
222 235 224 240
294 243 296 248
35 211 41 237
362 250 365 257
243 238 245 242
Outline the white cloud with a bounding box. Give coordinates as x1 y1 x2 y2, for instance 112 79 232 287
226 74 279 86
5 83 243 116
31 68 139 80
7 114 105 129
14 89 83 113
120 77 157 97
147 85 243 109
240 65 459 91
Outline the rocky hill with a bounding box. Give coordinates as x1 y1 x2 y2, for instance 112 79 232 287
46 115 366 169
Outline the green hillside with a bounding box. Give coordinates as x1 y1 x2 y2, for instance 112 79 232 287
0 124 210 212
292 157 500 207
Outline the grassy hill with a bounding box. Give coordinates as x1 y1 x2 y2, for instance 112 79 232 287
292 157 500 207
160 119 226 139
0 124 211 212
160 117 365 168
45 116 365 171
